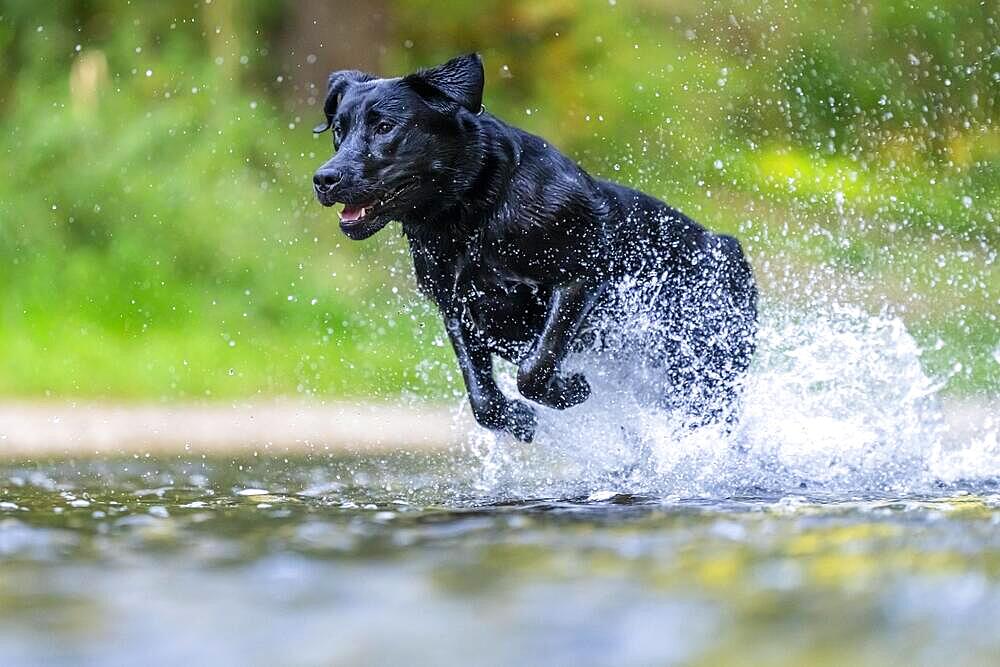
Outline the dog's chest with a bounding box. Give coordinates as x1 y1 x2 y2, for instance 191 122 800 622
456 251 547 354
474 218 599 285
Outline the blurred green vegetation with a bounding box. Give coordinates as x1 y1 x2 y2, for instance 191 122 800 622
0 0 996 401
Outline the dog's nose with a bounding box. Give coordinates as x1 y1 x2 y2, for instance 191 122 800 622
313 168 343 193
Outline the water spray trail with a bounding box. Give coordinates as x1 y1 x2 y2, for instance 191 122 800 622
465 300 998 500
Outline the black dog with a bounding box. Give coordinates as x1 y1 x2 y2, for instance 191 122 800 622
313 54 757 442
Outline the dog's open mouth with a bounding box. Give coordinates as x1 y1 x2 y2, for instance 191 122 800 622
338 203 385 240
336 180 418 239
339 204 373 223
337 181 416 232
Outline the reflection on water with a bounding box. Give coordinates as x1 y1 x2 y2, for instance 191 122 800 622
1 454 999 666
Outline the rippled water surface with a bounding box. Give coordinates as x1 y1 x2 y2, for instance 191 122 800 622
2 453 999 666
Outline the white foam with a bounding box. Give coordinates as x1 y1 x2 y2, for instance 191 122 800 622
465 301 998 499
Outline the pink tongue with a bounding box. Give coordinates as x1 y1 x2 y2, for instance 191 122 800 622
340 205 365 222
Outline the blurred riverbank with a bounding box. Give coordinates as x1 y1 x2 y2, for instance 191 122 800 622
0 398 993 459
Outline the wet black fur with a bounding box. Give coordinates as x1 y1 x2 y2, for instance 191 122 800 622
313 54 757 442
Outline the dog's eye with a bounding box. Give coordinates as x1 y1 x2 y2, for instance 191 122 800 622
332 123 342 148
374 121 394 136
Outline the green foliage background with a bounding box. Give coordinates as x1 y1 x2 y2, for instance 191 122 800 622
0 1 996 401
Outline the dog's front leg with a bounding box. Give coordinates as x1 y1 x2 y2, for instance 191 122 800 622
410 238 536 442
443 313 537 442
517 279 606 409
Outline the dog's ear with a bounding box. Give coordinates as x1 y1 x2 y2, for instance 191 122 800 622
313 70 373 134
404 53 485 114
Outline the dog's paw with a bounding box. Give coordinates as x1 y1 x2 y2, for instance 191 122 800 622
471 396 537 443
503 398 537 443
536 372 591 410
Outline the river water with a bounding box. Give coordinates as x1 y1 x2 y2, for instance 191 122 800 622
1 451 998 667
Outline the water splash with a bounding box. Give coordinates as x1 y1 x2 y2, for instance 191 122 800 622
466 301 997 500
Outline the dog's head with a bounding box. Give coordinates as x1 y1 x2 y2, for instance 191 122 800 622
312 53 486 240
